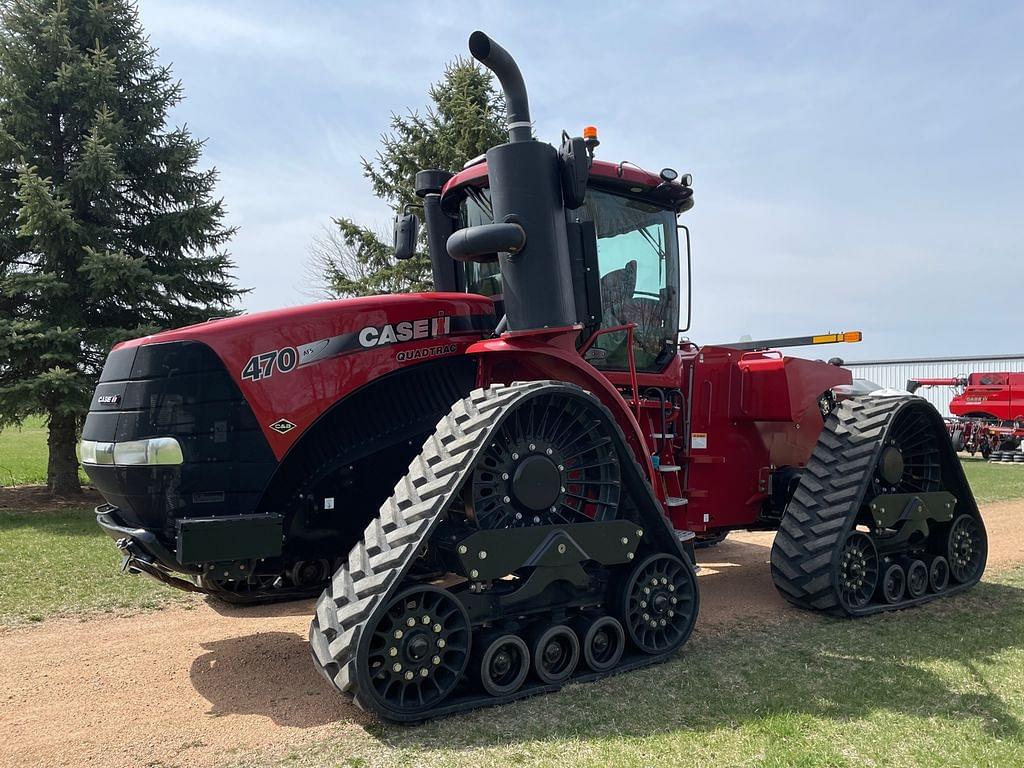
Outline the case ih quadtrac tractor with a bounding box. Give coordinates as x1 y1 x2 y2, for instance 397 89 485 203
81 33 987 721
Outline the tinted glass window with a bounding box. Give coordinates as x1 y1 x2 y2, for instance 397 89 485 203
575 190 679 371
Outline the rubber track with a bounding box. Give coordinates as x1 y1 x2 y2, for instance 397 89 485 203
769 395 984 616
308 380 696 719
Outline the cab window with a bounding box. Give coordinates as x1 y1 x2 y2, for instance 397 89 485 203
575 190 679 371
458 186 680 371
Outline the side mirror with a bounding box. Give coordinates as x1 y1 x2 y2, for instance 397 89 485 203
393 212 419 260
678 223 692 333
559 135 589 210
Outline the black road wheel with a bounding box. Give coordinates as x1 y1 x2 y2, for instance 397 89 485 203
838 532 880 610
529 625 579 685
948 514 986 584
197 572 282 604
471 392 621 528
474 633 530 697
929 555 950 592
620 553 698 654
573 615 625 673
906 559 929 598
358 585 471 716
881 562 906 604
289 559 331 588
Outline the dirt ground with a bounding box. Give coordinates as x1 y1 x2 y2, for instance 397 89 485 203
2 500 1023 768
0 485 103 513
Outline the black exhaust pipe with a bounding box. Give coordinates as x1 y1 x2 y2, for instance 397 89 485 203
468 31 531 143
452 32 576 332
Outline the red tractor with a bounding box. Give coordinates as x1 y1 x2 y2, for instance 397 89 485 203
908 373 1024 422
81 33 986 721
908 374 1024 459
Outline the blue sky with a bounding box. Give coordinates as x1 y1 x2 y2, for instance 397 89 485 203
140 1 1023 360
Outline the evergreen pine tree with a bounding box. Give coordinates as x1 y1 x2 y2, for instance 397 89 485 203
317 58 505 297
0 0 243 494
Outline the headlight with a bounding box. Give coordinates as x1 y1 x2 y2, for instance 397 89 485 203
80 437 183 466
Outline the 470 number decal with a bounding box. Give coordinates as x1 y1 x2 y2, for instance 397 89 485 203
241 346 297 382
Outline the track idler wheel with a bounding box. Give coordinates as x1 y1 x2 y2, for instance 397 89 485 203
948 514 987 583
620 553 698 655
880 561 905 604
929 556 950 592
905 559 929 598
357 585 471 717
474 633 530 697
573 615 625 673
838 532 880 610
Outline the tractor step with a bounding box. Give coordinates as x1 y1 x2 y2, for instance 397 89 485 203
656 464 682 472
665 496 687 507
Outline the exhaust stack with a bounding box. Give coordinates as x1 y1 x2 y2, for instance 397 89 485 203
460 31 577 332
468 31 532 143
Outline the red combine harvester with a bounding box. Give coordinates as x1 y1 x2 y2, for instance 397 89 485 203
81 33 986 721
907 373 1024 460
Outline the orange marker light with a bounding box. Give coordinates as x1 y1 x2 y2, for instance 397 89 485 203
583 125 598 140
843 331 863 343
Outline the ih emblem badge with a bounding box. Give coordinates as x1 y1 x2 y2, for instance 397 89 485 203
269 419 296 434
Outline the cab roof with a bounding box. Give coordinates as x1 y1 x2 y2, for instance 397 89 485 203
441 158 694 212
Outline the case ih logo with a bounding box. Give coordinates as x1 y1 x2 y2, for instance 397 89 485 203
97 394 121 405
241 314 454 383
358 316 451 348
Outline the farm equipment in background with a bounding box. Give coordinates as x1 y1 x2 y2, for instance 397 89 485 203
81 32 987 721
907 375 1024 460
944 418 1024 462
907 373 1024 422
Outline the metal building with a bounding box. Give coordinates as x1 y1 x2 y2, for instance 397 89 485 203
844 353 1024 416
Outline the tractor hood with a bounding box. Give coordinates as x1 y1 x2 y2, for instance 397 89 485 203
99 292 495 459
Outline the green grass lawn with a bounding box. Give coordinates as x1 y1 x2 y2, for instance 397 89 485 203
0 415 50 486
0 507 190 624
234 568 1024 768
0 414 89 487
962 457 1024 504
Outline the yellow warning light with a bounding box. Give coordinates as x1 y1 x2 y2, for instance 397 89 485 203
583 125 598 140
810 331 863 345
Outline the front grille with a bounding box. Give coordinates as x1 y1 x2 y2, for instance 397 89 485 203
83 341 277 535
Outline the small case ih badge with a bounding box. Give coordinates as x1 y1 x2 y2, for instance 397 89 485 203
269 419 296 434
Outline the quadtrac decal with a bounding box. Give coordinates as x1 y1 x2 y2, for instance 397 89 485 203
240 313 492 382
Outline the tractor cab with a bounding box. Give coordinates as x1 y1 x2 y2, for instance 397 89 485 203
412 156 694 373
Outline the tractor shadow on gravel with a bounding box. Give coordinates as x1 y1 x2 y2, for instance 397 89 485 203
202 596 319 620
366 578 1024 751
189 630 374 729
